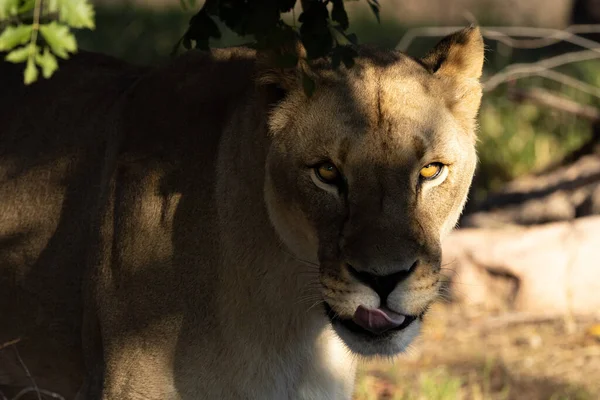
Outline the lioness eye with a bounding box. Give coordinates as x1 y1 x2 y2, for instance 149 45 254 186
419 163 443 180
315 162 340 184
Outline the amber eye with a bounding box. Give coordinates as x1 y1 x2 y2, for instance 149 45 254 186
315 162 341 184
419 163 444 180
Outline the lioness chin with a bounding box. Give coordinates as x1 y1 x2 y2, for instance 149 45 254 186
0 26 483 399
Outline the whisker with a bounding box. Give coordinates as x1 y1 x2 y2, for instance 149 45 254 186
306 300 326 313
444 281 485 287
439 267 457 273
294 293 322 303
293 271 320 276
295 299 322 308
298 283 324 289
437 286 474 311
295 293 322 301
280 247 320 268
441 258 458 267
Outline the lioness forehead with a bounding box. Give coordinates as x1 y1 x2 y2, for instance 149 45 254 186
288 54 464 166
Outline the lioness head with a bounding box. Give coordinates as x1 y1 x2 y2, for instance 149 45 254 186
261 27 484 356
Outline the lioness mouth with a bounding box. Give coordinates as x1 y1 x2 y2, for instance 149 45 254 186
324 303 418 339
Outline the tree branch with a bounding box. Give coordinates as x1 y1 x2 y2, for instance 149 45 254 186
507 87 600 122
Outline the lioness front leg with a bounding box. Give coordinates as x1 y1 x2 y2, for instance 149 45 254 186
99 342 181 400
296 327 357 400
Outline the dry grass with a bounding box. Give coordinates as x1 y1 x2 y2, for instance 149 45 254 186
354 303 600 400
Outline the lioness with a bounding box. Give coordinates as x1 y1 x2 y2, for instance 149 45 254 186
0 26 484 399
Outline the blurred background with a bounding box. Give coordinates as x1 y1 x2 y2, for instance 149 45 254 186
80 1 600 398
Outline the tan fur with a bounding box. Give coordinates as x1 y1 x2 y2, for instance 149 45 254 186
0 27 484 399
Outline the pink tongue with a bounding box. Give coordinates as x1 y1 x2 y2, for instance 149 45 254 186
352 305 406 334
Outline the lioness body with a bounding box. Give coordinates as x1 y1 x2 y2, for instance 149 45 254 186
0 48 355 399
0 28 484 399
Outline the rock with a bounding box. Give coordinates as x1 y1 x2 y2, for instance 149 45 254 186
442 216 600 316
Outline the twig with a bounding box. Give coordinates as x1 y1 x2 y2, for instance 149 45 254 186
396 25 600 53
12 388 66 400
0 13 59 30
490 24 600 49
483 49 600 92
29 0 42 48
397 25 600 99
507 87 600 122
462 10 478 26
485 68 600 99
531 69 600 99
483 26 600 52
13 346 42 400
0 338 21 351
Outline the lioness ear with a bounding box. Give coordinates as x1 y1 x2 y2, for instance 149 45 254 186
255 40 306 101
420 26 485 132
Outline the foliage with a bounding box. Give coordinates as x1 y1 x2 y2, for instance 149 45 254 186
0 0 95 84
175 0 381 94
1 0 380 88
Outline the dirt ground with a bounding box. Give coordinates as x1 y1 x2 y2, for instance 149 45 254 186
354 303 600 400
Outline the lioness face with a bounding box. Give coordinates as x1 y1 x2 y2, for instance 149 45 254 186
263 27 484 356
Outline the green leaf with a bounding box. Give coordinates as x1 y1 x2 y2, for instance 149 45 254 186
47 0 59 13
331 0 349 31
0 0 18 19
5 45 30 63
202 0 219 16
302 70 315 97
244 2 280 37
182 36 192 50
279 0 296 13
331 45 357 69
0 24 33 51
260 23 297 50
331 25 352 46
341 45 357 68
217 1 248 35
331 50 341 69
299 0 333 60
341 52 355 68
346 33 358 45
40 22 77 59
17 0 35 13
367 0 380 23
24 56 39 85
194 37 210 51
35 47 58 78
57 0 95 29
182 8 221 53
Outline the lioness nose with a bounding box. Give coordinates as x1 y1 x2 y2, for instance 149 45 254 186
346 262 417 300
